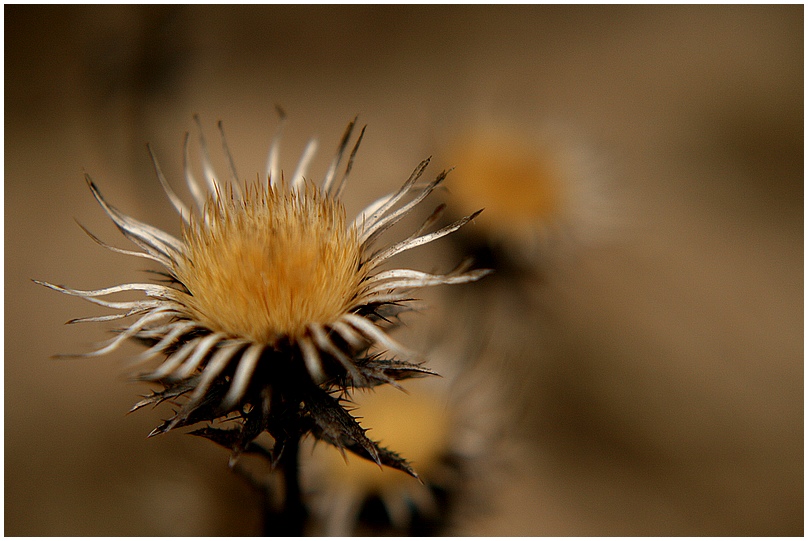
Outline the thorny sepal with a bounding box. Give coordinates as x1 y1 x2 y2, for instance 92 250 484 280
135 343 433 478
190 426 274 464
342 437 420 481
305 385 419 480
141 375 235 437
348 355 438 390
152 353 425 479
190 387 273 465
129 381 196 413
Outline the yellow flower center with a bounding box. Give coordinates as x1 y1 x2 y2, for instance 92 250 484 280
172 183 365 343
448 131 564 235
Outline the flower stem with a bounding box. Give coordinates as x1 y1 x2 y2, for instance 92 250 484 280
262 380 308 536
271 434 306 536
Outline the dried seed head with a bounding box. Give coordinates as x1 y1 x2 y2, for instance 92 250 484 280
37 116 490 478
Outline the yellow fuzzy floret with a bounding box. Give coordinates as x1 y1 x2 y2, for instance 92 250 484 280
448 131 564 235
172 182 365 343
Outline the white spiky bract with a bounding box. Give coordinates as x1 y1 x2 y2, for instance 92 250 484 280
38 118 488 419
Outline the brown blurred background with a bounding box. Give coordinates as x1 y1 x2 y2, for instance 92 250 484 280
5 5 802 535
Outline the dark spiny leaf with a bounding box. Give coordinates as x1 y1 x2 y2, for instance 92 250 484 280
348 357 439 389
342 438 420 481
146 376 231 436
304 385 380 466
190 425 274 463
129 381 195 413
189 425 244 448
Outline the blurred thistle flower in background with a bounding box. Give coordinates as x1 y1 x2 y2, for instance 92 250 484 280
300 328 512 536
35 112 490 532
434 123 616 446
442 123 611 274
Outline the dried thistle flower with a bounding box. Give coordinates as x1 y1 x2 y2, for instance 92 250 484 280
36 115 489 482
